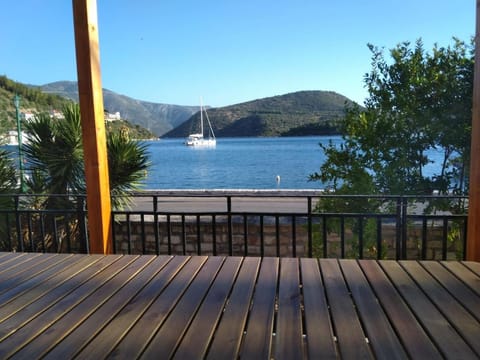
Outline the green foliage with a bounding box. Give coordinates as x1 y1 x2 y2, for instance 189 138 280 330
0 75 69 110
446 220 465 260
13 103 151 251
311 38 473 196
107 131 150 208
0 149 25 250
0 76 155 141
310 215 387 259
23 103 150 208
0 76 74 143
281 119 341 136
0 149 19 194
309 39 472 258
23 104 85 197
106 119 157 140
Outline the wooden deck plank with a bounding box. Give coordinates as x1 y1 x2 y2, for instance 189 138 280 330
380 260 477 359
0 252 34 274
0 255 138 358
358 260 441 359
275 257 304 360
462 261 480 276
107 256 208 359
340 260 407 359
0 251 16 261
443 261 480 296
206 257 261 360
239 257 279 359
74 256 190 359
320 258 373 359
0 254 103 322
0 253 72 296
42 256 173 359
0 255 121 342
8 255 157 359
141 256 225 359
0 254 87 309
423 261 480 321
174 257 243 359
300 258 337 359
401 261 480 356
0 252 54 278
0 252 477 360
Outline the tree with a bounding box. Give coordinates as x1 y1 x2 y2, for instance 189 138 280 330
20 103 150 251
0 149 26 250
23 103 150 203
23 105 85 198
311 38 473 196
0 150 20 194
107 128 150 209
309 39 472 259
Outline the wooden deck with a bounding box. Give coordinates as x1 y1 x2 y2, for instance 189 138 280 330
0 253 478 359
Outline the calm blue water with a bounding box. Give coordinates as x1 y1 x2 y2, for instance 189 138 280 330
142 136 339 189
141 136 447 190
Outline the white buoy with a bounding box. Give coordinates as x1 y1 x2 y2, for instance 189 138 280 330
275 175 281 189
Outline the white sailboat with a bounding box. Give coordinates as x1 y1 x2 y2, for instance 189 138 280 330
185 99 216 147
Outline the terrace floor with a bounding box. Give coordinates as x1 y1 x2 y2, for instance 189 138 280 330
0 252 478 359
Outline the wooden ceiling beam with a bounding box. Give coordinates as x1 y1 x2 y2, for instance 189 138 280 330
467 0 480 261
72 0 112 254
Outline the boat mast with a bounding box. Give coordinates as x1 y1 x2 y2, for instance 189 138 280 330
200 97 204 136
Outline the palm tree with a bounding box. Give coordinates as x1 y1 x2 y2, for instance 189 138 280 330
0 149 21 250
21 103 150 251
23 104 85 204
0 149 19 193
107 128 149 209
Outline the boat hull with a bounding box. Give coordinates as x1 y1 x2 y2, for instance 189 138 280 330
185 138 216 147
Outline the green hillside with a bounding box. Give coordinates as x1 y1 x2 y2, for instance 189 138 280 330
0 76 156 140
2 76 357 139
162 91 355 138
0 75 71 133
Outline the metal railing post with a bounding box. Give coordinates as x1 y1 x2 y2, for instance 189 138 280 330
308 196 313 258
14 195 23 252
401 196 408 259
395 197 402 260
77 195 89 253
376 217 382 259
227 196 233 255
358 217 364 259
153 196 159 255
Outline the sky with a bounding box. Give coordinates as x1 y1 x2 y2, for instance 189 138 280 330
0 1 475 108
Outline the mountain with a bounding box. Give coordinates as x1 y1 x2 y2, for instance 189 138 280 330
0 76 156 140
163 90 355 138
40 81 198 136
12 79 356 138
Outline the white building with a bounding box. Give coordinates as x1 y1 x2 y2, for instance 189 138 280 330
105 111 121 121
3 130 29 146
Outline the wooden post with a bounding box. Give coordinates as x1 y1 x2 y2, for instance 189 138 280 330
72 0 112 254
467 0 480 261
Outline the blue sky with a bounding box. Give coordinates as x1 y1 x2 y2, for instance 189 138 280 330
0 1 474 107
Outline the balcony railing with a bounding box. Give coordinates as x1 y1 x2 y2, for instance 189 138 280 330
0 191 468 260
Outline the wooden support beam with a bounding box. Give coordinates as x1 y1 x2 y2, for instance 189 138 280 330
467 0 480 261
72 0 112 254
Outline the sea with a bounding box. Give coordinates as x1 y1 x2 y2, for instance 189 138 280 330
141 136 447 190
